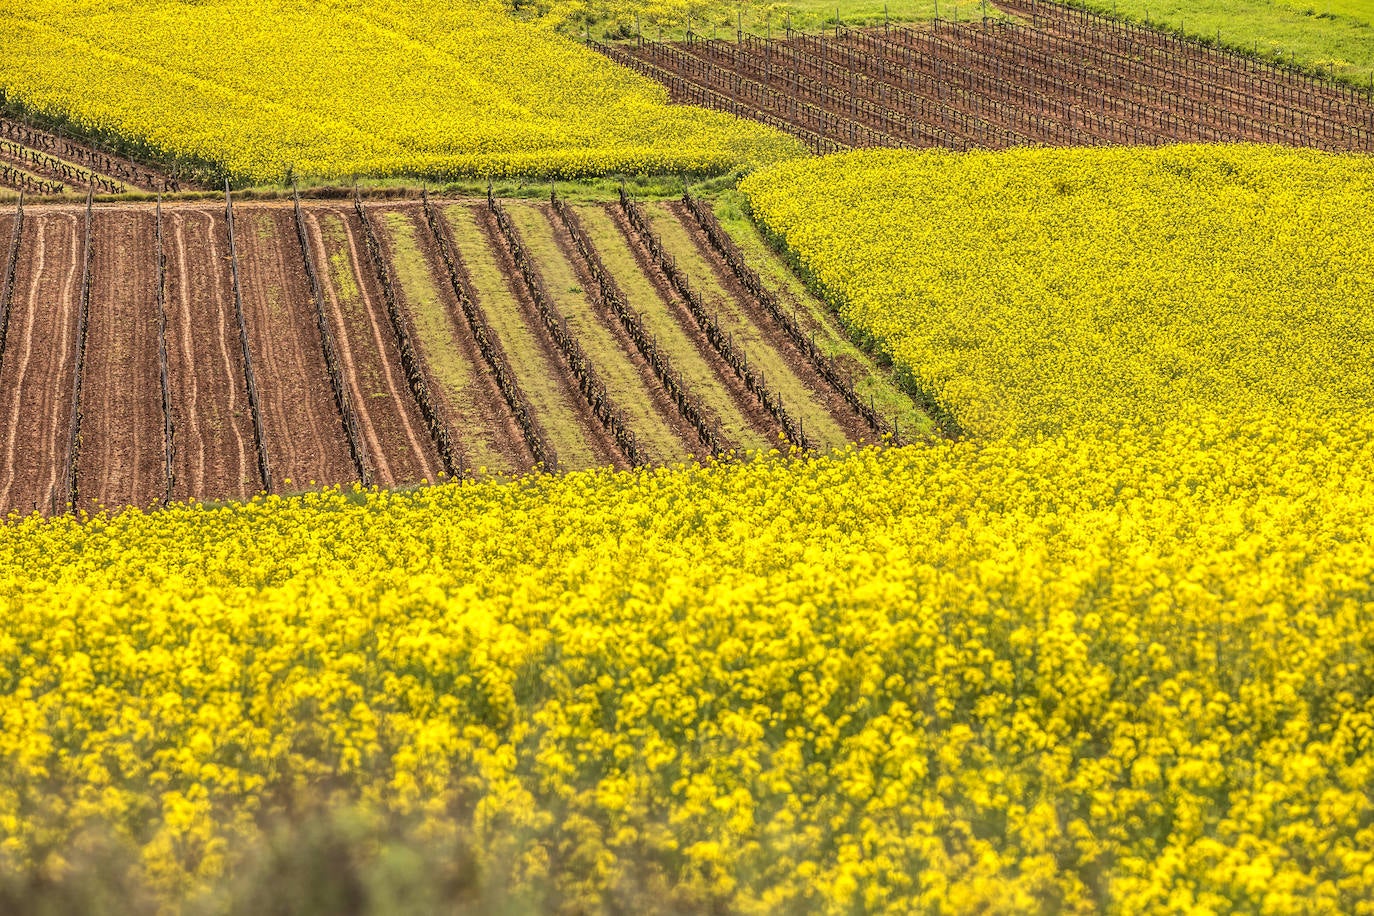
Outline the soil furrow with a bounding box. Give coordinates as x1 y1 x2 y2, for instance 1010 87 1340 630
78 208 163 511
0 212 81 515
164 207 256 502
234 206 354 493
307 206 438 487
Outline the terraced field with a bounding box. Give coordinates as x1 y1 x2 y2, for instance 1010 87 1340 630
0 191 924 514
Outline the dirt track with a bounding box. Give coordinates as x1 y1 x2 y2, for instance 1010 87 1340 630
78 208 165 510
0 211 82 515
234 205 355 493
163 206 259 501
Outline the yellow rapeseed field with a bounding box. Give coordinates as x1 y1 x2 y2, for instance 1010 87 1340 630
4 432 1373 912
0 0 801 182
3 146 1373 911
741 145 1374 440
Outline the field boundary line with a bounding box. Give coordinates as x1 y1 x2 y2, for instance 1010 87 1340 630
0 192 22 380
552 192 722 457
488 193 647 468
154 198 175 503
420 190 556 471
682 190 902 443
224 183 274 494
618 189 811 450
352 191 460 479
292 187 371 487
65 190 94 513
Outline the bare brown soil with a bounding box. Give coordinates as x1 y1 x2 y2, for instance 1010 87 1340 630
78 208 165 510
163 206 259 502
0 211 82 516
603 202 783 451
0 198 922 512
233 205 355 493
370 203 532 475
664 202 874 445
304 205 440 487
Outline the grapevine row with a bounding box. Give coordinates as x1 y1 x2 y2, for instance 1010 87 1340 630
487 193 646 468
0 113 183 192
0 162 63 196
610 11 1374 153
593 40 847 154
154 199 175 503
0 193 22 379
420 191 558 471
0 138 126 194
618 189 812 450
224 185 274 495
65 191 94 512
352 191 461 479
292 187 372 487
551 192 724 457
681 191 899 443
1013 0 1374 112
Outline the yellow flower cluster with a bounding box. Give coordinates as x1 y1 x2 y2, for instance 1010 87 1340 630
2 431 1373 911
0 0 801 183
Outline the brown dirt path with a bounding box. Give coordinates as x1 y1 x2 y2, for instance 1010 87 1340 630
78 208 165 511
233 205 354 493
163 206 259 502
305 205 439 487
0 210 82 516
370 203 530 476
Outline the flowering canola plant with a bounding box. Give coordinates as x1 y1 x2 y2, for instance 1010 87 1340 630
3 145 1374 911
0 0 801 182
